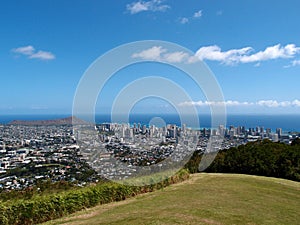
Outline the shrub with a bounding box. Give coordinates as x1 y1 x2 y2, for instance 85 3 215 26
0 169 189 225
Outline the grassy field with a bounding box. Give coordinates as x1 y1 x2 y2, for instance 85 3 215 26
43 173 300 225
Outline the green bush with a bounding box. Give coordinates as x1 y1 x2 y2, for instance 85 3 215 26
0 169 189 225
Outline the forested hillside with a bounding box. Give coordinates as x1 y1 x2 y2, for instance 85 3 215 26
185 139 300 181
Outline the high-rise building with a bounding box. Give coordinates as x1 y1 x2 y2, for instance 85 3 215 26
218 125 225 136
182 124 186 133
142 125 147 134
271 133 279 142
266 128 271 137
167 124 177 138
260 127 264 134
276 128 282 138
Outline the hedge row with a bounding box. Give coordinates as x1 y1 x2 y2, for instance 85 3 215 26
0 169 189 225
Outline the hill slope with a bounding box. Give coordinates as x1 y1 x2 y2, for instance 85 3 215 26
44 173 300 225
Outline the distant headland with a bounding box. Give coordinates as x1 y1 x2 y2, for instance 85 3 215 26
8 116 86 126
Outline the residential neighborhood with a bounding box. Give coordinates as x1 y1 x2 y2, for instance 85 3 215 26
0 121 298 189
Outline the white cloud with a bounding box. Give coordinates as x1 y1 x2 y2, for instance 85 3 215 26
12 45 55 60
186 55 200 64
127 1 148 14
179 10 202 24
132 46 166 61
240 44 300 63
178 100 300 108
178 100 252 107
163 51 189 63
195 44 300 65
292 59 300 66
132 46 197 63
195 45 253 65
126 0 170 14
180 17 189 24
12 45 35 55
29 51 55 60
292 99 300 107
193 10 202 18
257 100 291 107
132 44 300 66
283 59 300 68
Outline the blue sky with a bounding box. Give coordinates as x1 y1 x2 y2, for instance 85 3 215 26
1 0 300 115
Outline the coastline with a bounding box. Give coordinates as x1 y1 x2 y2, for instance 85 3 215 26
1 114 300 132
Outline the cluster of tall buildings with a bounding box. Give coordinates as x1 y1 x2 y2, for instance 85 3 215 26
209 125 294 144
98 123 182 143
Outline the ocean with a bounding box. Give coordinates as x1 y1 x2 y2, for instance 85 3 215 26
1 114 300 132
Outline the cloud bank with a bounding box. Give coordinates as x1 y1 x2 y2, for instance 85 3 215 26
195 44 300 65
179 100 300 108
132 44 300 66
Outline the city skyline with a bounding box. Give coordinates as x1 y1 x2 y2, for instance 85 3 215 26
1 0 300 114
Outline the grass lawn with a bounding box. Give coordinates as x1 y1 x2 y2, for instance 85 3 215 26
43 173 300 225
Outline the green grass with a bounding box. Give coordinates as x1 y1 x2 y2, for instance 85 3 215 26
43 173 300 225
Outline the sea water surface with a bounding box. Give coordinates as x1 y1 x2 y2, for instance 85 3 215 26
1 114 300 132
